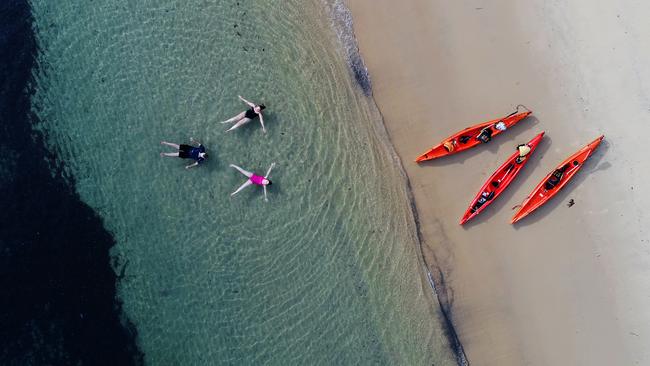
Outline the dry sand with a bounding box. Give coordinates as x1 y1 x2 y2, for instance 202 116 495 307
346 0 650 365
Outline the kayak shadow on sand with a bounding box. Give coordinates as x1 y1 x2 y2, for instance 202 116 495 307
461 133 552 229
511 138 610 228
415 115 540 167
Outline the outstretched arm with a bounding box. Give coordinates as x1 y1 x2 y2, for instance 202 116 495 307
231 180 253 196
264 162 276 178
259 113 266 133
189 137 202 146
238 95 256 108
185 162 199 169
229 164 253 178
263 186 269 202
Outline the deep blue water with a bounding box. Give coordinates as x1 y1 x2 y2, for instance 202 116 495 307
0 1 142 364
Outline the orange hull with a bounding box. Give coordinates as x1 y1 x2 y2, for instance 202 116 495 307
511 135 605 224
415 107 532 163
460 132 545 225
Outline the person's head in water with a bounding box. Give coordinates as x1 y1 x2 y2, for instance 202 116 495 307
254 104 266 113
262 178 272 185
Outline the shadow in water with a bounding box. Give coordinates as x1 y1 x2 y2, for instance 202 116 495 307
0 1 143 364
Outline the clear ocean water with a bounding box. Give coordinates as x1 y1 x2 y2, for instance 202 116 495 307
29 0 457 364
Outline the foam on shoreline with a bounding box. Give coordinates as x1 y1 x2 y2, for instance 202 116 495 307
326 2 469 364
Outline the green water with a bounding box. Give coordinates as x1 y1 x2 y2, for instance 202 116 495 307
30 0 457 364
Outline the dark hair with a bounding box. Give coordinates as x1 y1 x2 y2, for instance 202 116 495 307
267 180 272 185
259 104 266 110
202 153 208 159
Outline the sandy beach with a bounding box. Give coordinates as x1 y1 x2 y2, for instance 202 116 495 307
347 0 650 364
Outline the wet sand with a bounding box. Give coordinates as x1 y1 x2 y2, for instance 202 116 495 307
347 0 650 364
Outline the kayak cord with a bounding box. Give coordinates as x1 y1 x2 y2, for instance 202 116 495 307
516 104 531 112
504 104 531 118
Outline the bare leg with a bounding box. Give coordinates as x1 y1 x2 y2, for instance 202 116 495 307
221 111 246 124
229 164 253 178
226 118 252 132
161 141 180 149
231 180 253 196
161 152 179 157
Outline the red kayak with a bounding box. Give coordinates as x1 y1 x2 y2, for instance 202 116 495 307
511 135 605 224
415 105 532 163
459 132 545 225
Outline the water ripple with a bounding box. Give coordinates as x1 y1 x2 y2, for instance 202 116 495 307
30 0 457 364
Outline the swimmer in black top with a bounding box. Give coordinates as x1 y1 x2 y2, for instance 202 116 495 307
221 95 267 133
160 138 207 169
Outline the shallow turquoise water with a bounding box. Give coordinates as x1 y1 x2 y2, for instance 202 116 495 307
30 0 457 364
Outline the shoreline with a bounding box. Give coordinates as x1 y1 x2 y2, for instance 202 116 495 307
328 3 469 363
369 103 470 366
347 0 650 365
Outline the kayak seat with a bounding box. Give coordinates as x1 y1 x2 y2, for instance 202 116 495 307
545 172 562 190
476 127 493 143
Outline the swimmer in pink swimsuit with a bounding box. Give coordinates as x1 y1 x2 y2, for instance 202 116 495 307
229 163 276 201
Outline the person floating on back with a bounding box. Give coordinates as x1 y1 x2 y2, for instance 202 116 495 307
221 95 267 133
160 138 207 169
229 162 275 201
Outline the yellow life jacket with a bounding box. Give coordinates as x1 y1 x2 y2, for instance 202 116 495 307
443 141 455 152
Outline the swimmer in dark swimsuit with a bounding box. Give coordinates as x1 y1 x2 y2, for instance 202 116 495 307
160 138 208 169
221 95 267 133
